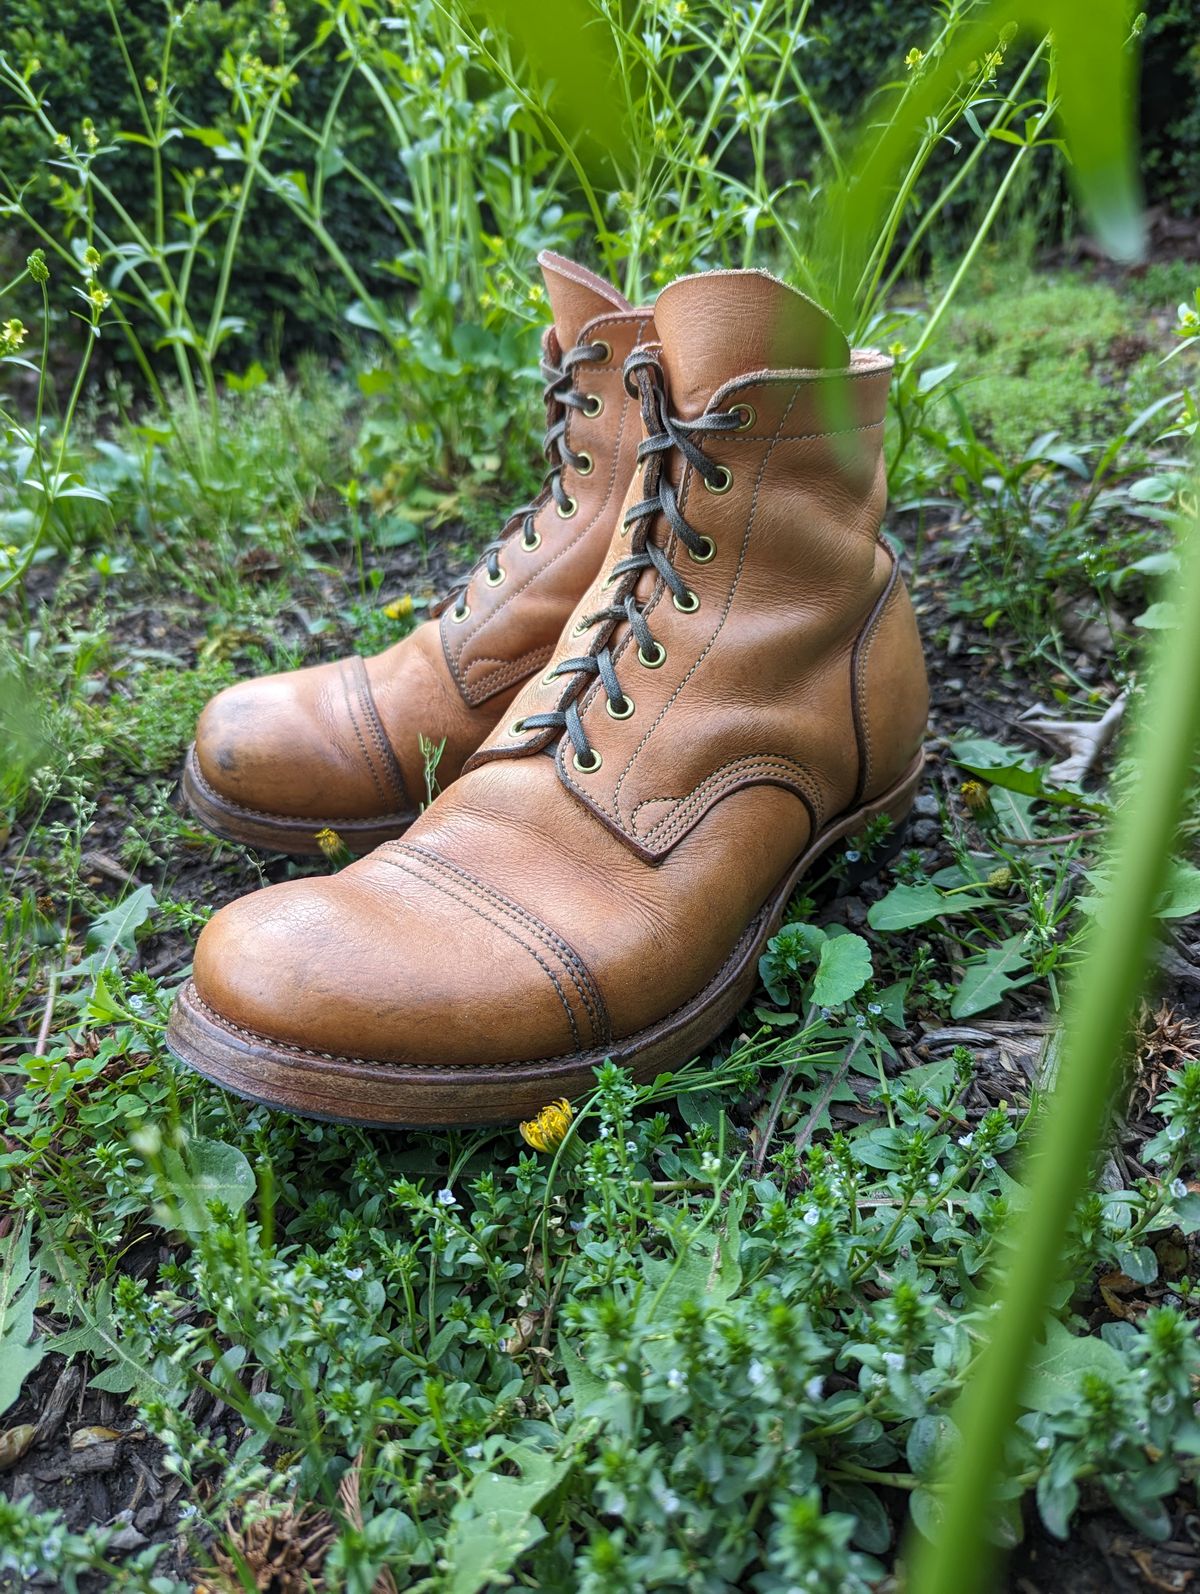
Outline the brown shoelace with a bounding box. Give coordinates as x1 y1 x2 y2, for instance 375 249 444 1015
512 348 744 771
439 337 611 622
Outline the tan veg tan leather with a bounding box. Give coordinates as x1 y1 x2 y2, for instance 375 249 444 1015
167 268 929 1126
181 251 653 854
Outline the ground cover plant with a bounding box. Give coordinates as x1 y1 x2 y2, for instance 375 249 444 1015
2 1 1200 1589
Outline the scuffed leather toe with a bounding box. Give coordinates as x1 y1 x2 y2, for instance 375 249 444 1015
193 658 408 823
190 849 597 1067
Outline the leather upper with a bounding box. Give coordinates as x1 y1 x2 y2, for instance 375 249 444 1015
192 251 652 826
190 270 929 1067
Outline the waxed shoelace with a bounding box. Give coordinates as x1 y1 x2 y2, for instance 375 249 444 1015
439 338 610 621
512 347 743 770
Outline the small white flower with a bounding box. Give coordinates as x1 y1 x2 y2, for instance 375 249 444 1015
883 1351 905 1372
855 1014 868 1028
625 1140 637 1153
660 1489 681 1515
957 1133 974 1148
845 850 861 863
1035 1435 1052 1453
437 1187 458 1206
667 1367 686 1390
465 1443 484 1459
1168 1120 1186 1142
700 1150 720 1175
867 1002 882 1015
803 1206 820 1225
1171 1178 1189 1200
928 1171 940 1187
804 1375 825 1401
344 1266 364 1281
747 1360 767 1387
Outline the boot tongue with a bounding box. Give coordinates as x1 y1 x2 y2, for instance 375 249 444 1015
539 250 632 349
652 269 850 417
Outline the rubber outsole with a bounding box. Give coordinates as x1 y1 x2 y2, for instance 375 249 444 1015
165 754 924 1128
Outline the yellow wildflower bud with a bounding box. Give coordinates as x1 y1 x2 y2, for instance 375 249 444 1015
519 1098 574 1153
987 867 1012 889
88 284 111 311
1 320 28 354
904 47 925 70
27 250 49 284
960 780 991 815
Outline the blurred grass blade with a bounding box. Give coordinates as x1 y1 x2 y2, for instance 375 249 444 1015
466 0 623 175
908 487 1200 1594
815 0 1142 327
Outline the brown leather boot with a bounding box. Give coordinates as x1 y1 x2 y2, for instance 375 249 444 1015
182 253 652 854
167 270 928 1126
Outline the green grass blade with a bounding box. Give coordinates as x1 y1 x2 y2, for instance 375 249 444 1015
908 492 1200 1594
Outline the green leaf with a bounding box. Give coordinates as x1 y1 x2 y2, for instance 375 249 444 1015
0 1222 45 1417
867 882 983 930
66 885 156 978
1021 1319 1127 1414
950 935 1030 1019
153 1137 256 1234
1157 860 1200 919
442 1443 574 1594
811 932 873 1007
48 1282 173 1403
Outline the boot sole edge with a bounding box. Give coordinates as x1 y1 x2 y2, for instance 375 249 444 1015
179 743 418 857
166 752 925 1128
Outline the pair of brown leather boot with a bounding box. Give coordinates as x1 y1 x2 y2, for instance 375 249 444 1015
166 252 928 1127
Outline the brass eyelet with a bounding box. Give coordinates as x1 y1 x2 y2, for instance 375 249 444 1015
573 748 603 774
606 694 635 720
509 718 526 736
637 642 667 669
574 451 594 477
688 536 716 564
583 393 604 418
541 667 560 687
572 618 590 637
556 495 578 519
485 566 506 587
590 339 612 364
673 589 700 614
705 465 733 495
522 529 541 552
450 604 471 624
731 402 756 430
601 568 620 590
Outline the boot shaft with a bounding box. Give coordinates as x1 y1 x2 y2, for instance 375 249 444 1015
468 269 929 852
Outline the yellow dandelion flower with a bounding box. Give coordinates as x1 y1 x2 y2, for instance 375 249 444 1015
904 47 925 70
384 594 414 622
960 780 991 815
519 1098 574 1153
87 284 111 311
315 827 347 860
1 320 28 354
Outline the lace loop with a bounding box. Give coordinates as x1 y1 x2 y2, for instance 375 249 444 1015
441 337 610 620
513 350 742 765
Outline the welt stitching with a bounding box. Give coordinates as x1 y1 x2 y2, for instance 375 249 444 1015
382 852 581 1050
399 844 609 1044
340 662 390 810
